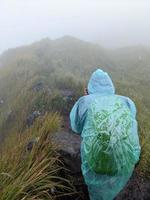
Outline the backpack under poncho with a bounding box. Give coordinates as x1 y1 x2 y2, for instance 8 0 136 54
83 95 136 175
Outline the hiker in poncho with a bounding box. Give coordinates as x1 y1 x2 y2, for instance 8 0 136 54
70 69 141 200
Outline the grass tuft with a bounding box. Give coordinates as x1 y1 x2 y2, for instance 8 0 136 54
0 113 75 200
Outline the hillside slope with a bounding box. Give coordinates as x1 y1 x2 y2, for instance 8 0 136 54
0 36 150 179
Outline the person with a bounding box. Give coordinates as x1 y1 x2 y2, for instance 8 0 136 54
70 69 141 200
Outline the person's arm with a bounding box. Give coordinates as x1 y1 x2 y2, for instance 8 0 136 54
120 95 141 162
70 97 88 134
119 95 136 117
126 97 136 118
70 100 81 134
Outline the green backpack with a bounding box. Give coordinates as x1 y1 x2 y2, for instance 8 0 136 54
84 96 135 175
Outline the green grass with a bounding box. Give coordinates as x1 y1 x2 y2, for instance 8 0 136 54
0 113 75 200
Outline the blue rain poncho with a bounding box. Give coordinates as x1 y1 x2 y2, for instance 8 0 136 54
70 69 141 200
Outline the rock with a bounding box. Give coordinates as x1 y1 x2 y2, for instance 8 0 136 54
53 131 81 173
5 110 13 121
52 131 90 200
32 82 44 91
60 89 74 98
0 99 4 105
59 89 75 115
26 137 39 152
26 110 41 127
47 88 52 95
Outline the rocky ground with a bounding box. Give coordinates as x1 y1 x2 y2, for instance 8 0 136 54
53 131 150 200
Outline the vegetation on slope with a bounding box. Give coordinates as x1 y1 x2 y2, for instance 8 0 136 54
0 113 75 200
0 36 149 198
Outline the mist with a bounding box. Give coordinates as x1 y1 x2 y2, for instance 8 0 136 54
0 0 150 53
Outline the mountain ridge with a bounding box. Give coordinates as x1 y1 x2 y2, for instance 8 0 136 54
1 36 150 60
0 35 149 181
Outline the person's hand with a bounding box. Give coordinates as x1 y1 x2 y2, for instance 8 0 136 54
84 88 88 95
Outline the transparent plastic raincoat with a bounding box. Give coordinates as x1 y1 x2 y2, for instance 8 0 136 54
70 69 141 200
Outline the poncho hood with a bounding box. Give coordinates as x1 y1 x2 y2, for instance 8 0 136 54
87 69 115 95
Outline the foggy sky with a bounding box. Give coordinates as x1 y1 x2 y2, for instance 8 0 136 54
0 0 150 53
